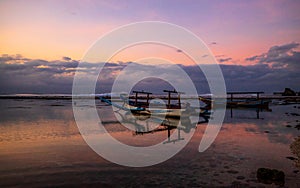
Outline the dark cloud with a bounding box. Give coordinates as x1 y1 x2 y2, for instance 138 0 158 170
62 56 72 61
210 42 217 45
218 57 232 63
0 55 134 94
246 42 300 70
245 55 259 61
0 54 29 63
0 55 96 94
0 51 299 94
269 42 299 54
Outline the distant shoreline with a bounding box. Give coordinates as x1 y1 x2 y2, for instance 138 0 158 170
1 94 300 100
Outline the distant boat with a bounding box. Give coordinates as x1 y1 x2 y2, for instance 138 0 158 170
199 91 271 109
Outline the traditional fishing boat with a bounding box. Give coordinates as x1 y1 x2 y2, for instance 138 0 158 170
98 90 211 119
199 92 271 109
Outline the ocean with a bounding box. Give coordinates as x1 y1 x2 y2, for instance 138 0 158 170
0 96 299 187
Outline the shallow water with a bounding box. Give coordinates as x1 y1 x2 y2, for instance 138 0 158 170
0 99 300 187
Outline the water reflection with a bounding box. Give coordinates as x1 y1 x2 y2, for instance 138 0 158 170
0 99 300 187
100 104 211 147
228 107 272 119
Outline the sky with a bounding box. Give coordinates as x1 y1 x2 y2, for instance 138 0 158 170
1 0 300 94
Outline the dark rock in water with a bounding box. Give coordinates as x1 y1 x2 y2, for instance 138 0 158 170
293 170 299 174
227 170 239 174
290 136 300 169
283 88 296 96
264 130 270 133
236 176 245 180
290 113 300 116
286 125 292 128
257 168 285 186
295 124 300 130
286 156 297 161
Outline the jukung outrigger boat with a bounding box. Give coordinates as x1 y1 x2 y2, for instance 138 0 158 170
226 92 270 108
98 90 210 143
98 90 211 120
199 91 271 109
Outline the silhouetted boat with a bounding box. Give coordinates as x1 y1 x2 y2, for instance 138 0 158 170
99 90 211 119
199 91 271 109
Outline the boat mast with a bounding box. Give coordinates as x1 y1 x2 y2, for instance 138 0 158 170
163 89 182 108
132 90 152 106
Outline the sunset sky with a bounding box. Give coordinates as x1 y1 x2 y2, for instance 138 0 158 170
1 0 300 94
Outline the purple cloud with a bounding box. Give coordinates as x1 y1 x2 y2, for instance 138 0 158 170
1 51 299 94
246 42 300 69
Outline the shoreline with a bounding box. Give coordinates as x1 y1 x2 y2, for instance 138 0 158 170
0 95 300 101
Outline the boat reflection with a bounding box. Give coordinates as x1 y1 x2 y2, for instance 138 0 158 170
228 106 272 119
227 107 272 119
103 108 210 144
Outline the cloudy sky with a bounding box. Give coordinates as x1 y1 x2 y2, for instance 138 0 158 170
1 0 300 94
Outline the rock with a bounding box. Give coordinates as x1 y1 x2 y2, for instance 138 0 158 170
236 176 245 180
286 156 297 161
282 88 296 96
290 136 300 169
291 113 300 116
286 125 292 128
256 168 285 186
227 170 239 174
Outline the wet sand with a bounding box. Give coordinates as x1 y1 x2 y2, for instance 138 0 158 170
0 99 300 187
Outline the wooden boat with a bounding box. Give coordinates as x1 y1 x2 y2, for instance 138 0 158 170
99 90 211 119
199 91 271 109
227 91 270 108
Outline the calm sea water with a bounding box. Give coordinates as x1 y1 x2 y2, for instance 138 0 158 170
0 98 299 187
